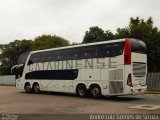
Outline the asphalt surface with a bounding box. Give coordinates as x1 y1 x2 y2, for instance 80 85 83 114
0 86 159 120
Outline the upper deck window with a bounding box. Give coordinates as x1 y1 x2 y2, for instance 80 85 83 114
28 41 125 64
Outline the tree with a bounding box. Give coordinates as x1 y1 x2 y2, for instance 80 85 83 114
115 17 160 72
105 30 115 40
31 34 70 50
83 26 114 43
0 34 70 75
0 40 32 75
71 42 80 45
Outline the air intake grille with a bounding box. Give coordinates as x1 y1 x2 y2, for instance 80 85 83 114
109 81 123 94
133 62 146 77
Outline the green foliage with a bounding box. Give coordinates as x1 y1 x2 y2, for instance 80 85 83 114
0 34 70 75
83 26 114 43
0 17 160 74
31 35 70 50
71 42 80 45
115 17 157 40
0 40 32 75
115 17 160 72
83 17 160 72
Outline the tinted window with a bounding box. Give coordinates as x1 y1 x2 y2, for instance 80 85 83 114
25 69 78 80
98 42 124 57
66 48 81 60
81 46 98 59
28 50 66 64
98 44 111 57
52 50 66 61
110 42 124 57
131 39 147 54
17 52 30 65
28 41 125 64
29 53 40 64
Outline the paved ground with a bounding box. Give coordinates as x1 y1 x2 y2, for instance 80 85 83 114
0 86 160 120
0 86 160 114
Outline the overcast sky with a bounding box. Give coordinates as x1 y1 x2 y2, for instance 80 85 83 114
0 0 160 44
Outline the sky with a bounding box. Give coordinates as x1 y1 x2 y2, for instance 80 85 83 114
0 0 160 44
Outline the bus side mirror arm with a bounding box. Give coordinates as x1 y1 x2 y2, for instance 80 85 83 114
11 64 24 74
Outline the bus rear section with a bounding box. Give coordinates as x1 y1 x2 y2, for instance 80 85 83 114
124 38 147 95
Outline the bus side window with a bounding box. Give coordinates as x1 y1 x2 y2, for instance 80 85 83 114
98 44 110 58
48 53 52 61
50 51 56 61
28 55 34 65
54 50 66 61
110 42 124 57
28 60 33 65
28 53 40 64
67 48 81 60
110 43 119 57
81 46 97 59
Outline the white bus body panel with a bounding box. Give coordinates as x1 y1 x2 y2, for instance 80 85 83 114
124 53 147 95
15 38 147 96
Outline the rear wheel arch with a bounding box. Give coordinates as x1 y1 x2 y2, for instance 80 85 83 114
32 82 40 94
24 82 32 93
24 82 30 87
89 83 102 98
89 83 101 90
32 82 39 88
76 83 88 97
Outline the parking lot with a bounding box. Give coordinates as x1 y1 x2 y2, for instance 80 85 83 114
0 86 159 115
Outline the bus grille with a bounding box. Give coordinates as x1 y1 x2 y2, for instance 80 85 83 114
109 81 123 94
133 62 146 77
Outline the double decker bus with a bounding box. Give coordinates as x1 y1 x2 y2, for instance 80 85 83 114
11 38 147 98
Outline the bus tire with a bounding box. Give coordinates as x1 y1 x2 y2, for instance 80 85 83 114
110 96 117 99
24 83 32 93
89 85 101 98
32 83 40 94
76 84 87 97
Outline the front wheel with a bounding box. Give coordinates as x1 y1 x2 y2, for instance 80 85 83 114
90 86 101 98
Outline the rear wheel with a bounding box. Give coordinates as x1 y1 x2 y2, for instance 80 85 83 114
24 83 32 93
33 84 40 94
110 96 117 98
76 85 87 97
90 85 101 98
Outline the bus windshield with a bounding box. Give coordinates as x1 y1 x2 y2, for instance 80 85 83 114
131 39 147 54
17 52 30 65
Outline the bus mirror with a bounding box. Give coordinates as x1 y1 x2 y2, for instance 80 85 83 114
11 66 17 74
28 60 33 65
11 64 24 75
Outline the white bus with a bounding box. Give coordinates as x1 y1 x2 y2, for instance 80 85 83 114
12 38 147 98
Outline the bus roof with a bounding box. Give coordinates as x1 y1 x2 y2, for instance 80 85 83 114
30 38 125 54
